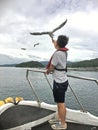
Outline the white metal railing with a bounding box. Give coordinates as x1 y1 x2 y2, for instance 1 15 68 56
26 68 98 111
67 74 98 85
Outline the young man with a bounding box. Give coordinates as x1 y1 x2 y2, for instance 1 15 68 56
46 35 69 130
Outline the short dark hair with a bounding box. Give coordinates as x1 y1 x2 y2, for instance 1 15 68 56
57 35 69 48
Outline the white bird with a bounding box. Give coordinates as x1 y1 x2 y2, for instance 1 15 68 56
30 19 67 39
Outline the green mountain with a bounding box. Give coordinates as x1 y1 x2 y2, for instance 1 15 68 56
1 58 98 68
68 58 98 68
41 58 98 68
41 61 48 66
16 61 44 68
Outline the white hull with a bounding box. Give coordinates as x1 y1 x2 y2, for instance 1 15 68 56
0 100 98 130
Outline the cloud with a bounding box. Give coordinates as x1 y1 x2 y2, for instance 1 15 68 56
0 0 98 64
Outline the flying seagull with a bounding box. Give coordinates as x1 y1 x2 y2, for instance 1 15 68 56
30 19 67 39
21 48 26 50
34 43 40 47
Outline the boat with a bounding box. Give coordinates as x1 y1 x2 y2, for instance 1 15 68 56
0 68 98 130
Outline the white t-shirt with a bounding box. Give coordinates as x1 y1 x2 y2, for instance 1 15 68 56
51 51 68 83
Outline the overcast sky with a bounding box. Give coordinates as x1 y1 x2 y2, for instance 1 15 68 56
0 0 98 62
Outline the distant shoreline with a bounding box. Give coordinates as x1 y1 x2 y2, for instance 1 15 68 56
0 66 98 71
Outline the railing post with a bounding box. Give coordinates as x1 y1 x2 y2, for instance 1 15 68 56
26 69 41 107
26 68 98 111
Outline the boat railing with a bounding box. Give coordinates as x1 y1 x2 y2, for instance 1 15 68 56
26 68 98 110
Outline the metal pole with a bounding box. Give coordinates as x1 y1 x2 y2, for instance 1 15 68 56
68 83 85 112
44 73 53 90
26 70 41 107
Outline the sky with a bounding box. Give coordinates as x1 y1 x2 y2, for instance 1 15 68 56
0 0 98 64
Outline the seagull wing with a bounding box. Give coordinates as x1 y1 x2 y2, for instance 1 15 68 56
30 19 67 38
30 32 49 35
52 19 67 33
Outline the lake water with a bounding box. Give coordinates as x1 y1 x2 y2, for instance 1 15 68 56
0 67 98 116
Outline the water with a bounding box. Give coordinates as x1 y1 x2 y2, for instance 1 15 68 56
0 67 98 116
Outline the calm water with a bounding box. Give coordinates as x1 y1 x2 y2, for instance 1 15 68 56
0 67 98 116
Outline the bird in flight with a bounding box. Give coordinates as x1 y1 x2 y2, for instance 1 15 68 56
21 48 26 50
30 19 67 40
34 43 40 47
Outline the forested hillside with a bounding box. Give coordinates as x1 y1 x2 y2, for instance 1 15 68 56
16 61 44 68
15 58 98 68
68 58 98 68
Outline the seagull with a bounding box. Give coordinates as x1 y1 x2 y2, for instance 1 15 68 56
21 48 26 50
34 43 40 47
30 19 67 39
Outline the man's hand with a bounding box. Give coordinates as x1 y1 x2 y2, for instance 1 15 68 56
46 69 50 75
46 64 54 75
